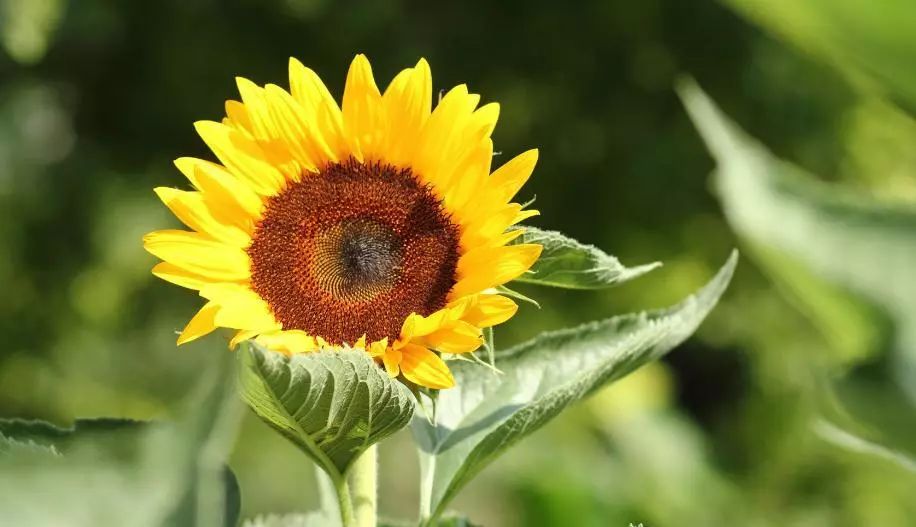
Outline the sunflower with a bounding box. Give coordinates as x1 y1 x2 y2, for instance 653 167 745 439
143 55 541 389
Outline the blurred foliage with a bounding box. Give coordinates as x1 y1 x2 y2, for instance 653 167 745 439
0 0 914 525
0 351 242 526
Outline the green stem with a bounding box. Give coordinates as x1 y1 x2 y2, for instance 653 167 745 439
350 444 378 527
417 452 435 526
335 476 355 527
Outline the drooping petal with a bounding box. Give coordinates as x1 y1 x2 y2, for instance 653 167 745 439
461 294 519 328
177 301 220 344
381 347 402 377
424 320 483 354
199 283 280 332
255 329 318 354
399 303 467 342
399 344 455 389
229 329 260 349
368 337 389 358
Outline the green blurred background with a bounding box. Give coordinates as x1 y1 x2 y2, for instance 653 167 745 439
1 0 914 525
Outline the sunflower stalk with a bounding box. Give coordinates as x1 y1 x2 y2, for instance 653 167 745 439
334 475 355 527
350 444 378 527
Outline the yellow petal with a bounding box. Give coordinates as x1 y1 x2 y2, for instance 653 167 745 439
288 57 348 160
256 329 318 354
229 329 260 349
400 305 464 342
173 158 263 224
143 230 251 281
460 202 522 250
400 344 455 389
342 54 384 160
451 244 542 298
512 208 540 225
462 294 518 328
382 58 432 166
368 337 389 357
193 120 286 196
153 187 249 246
411 84 480 188
151 262 213 290
443 138 493 220
264 84 335 169
199 283 280 332
177 301 219 344
224 100 254 134
236 78 307 179
235 78 277 142
381 347 402 377
424 320 483 354
488 149 539 204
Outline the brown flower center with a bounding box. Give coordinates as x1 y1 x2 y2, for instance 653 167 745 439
247 158 460 344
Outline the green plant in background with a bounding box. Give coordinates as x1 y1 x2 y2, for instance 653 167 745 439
0 350 243 527
682 0 916 479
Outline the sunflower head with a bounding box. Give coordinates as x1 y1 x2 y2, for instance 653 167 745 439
144 55 541 389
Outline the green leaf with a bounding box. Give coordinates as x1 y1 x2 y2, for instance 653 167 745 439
741 239 884 365
0 432 59 459
0 352 244 527
0 418 149 460
815 419 916 474
722 0 916 113
512 227 660 289
413 251 737 519
238 344 415 481
678 80 916 395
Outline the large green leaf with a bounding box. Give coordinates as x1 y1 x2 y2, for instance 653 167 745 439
0 431 59 459
238 344 415 481
679 80 916 396
412 251 737 520
512 227 660 289
722 0 916 113
0 352 243 527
